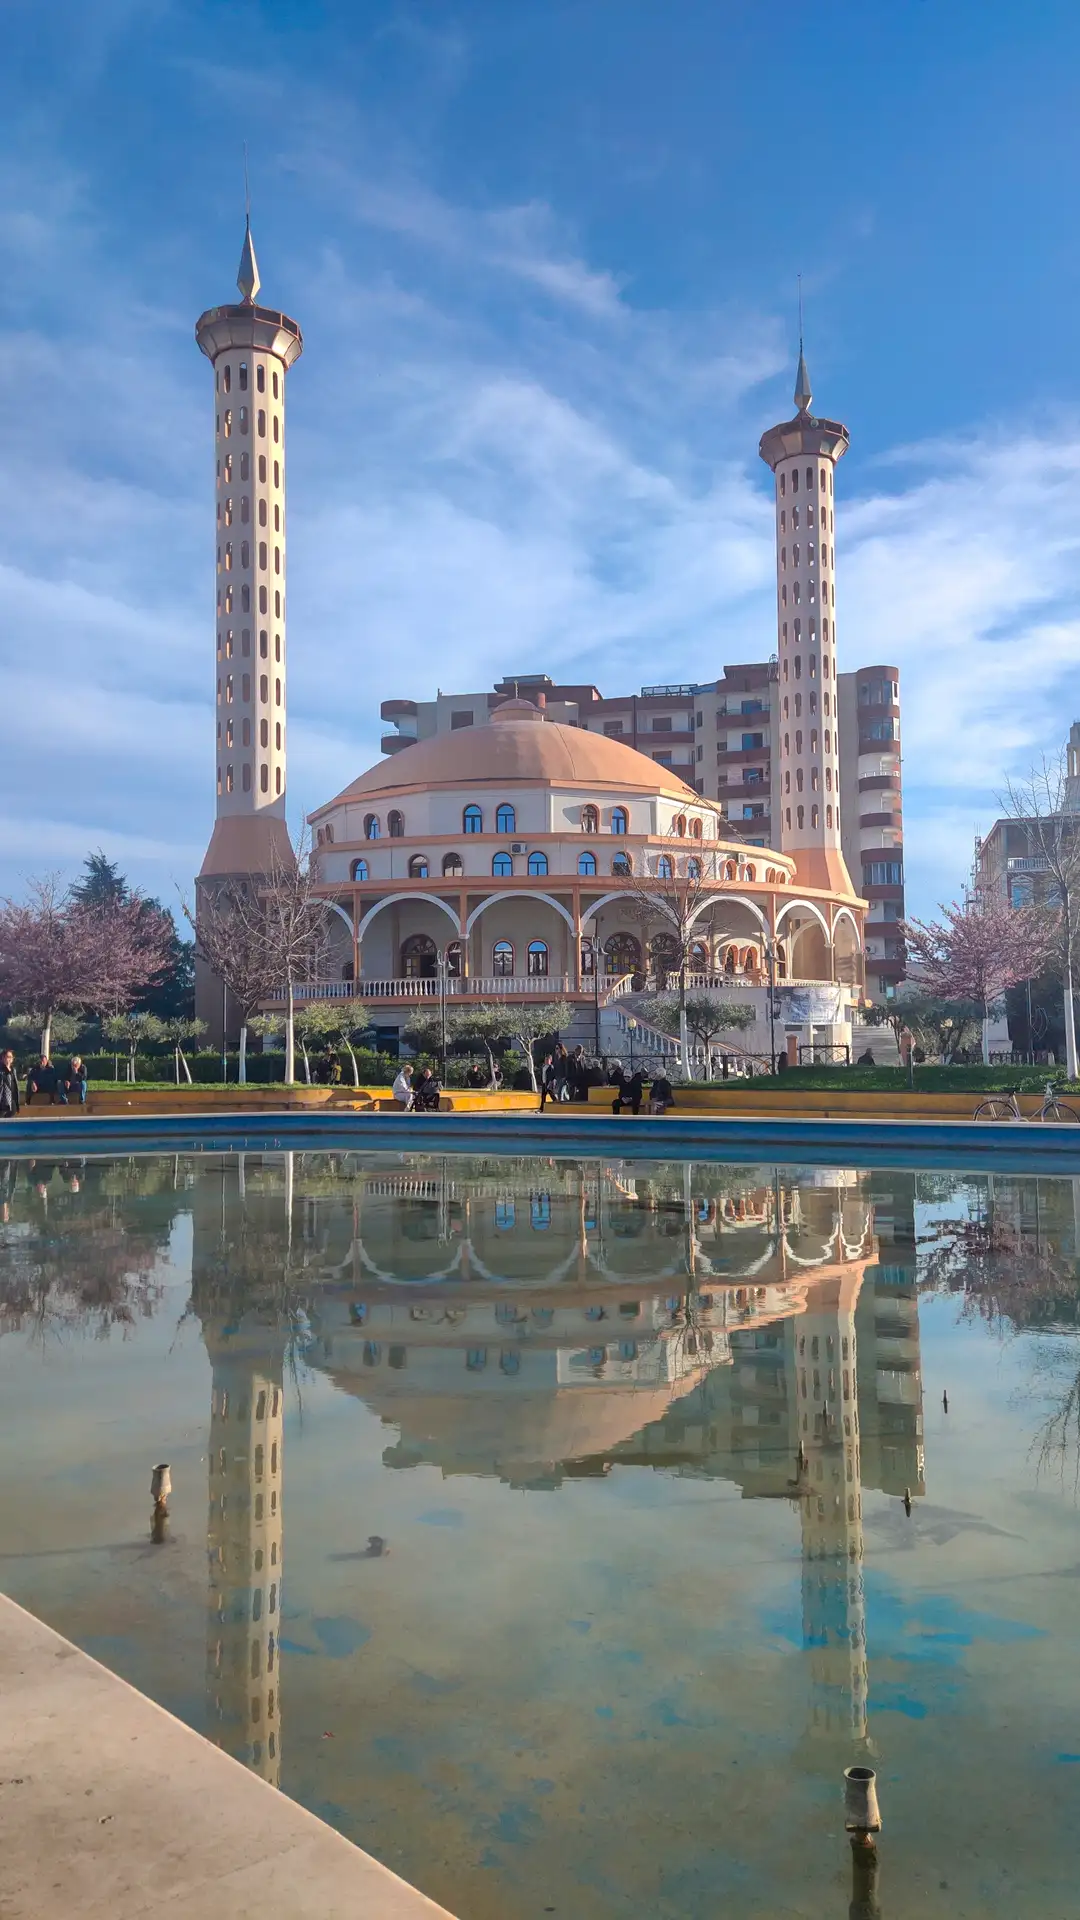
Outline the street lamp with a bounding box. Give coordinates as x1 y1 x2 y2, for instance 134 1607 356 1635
437 949 448 1082
627 1016 638 1074
764 940 778 1073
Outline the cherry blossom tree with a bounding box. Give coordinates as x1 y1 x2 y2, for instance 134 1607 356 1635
902 894 1044 1064
0 876 172 1055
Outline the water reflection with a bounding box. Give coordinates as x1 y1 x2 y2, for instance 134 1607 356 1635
153 1152 923 1784
10 1149 1080 1913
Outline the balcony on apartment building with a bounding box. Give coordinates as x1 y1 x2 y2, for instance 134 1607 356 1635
859 809 903 830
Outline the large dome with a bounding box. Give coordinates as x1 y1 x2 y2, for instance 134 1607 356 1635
324 699 700 808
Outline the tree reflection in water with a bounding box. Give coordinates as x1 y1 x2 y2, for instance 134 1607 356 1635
0 1155 172 1341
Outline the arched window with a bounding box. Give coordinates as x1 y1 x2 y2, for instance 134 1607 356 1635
401 934 437 979
442 852 463 876
581 804 599 833
724 861 737 881
527 940 549 976
811 805 819 829
495 803 516 834
674 814 687 837
492 940 514 976
578 850 597 875
603 931 642 975
690 940 710 971
446 941 462 977
350 858 368 881
687 857 701 879
691 818 703 839
463 805 482 834
797 805 805 829
580 937 596 975
408 855 428 878
649 933 680 984
363 814 380 840
610 807 628 834
745 864 756 881
492 851 513 877
527 850 548 876
612 851 633 876
387 810 404 838
826 803 833 828
656 854 673 880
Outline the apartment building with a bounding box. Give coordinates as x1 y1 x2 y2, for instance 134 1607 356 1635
837 665 906 998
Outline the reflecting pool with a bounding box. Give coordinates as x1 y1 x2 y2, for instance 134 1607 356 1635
3 1150 1080 1918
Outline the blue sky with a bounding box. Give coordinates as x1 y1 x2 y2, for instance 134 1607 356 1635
2 0 1080 917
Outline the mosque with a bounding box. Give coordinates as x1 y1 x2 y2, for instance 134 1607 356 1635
195 227 867 1061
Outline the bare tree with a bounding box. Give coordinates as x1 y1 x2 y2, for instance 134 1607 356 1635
181 880 279 1083
1000 753 1080 1078
505 998 573 1091
625 848 747 1078
187 832 330 1084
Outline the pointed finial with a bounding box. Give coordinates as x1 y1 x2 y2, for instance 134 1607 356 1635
794 273 811 413
237 217 260 304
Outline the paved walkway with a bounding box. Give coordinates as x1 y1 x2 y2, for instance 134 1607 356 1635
0 1593 454 1918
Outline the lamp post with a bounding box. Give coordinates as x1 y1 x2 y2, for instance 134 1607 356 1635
765 940 778 1073
437 950 448 1082
627 1016 638 1075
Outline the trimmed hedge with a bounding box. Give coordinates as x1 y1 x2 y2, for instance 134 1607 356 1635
682 1063 1078 1093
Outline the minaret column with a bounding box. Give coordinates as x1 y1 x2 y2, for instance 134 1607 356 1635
195 223 302 884
760 352 853 897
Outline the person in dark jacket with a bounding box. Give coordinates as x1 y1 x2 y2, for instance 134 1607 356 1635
26 1056 58 1104
539 1054 556 1110
411 1069 442 1112
648 1073 674 1114
612 1069 645 1115
58 1056 88 1105
0 1050 20 1118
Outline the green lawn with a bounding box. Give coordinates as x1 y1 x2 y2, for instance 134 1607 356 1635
683 1064 1076 1093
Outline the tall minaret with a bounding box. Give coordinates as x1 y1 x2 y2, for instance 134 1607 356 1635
759 347 854 896
194 223 302 886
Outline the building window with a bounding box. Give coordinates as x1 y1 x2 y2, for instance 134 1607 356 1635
260 766 268 792
492 940 514 975
450 710 474 729
603 931 642 975
580 937 595 975
603 720 624 736
527 850 548 876
463 805 482 833
408 855 429 878
610 807 628 834
364 814 380 840
656 854 673 879
864 859 904 887
492 851 513 877
401 934 437 979
527 940 548 976
242 763 251 791
687 857 701 879
257 408 266 436
496 803 516 834
581 804 599 833
258 455 266 482
255 364 264 393
442 852 463 876
276 768 281 793
612 851 633 876
578 851 597 875
351 858 368 881
387 810 404 837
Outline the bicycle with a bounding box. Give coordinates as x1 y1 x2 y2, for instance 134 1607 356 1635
973 1081 1080 1123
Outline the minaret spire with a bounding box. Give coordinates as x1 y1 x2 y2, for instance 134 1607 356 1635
237 218 261 306
794 276 811 414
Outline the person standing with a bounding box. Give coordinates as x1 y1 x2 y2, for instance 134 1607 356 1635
26 1056 58 1105
539 1054 556 1110
0 1049 20 1118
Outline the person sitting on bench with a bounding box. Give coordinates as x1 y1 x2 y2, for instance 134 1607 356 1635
612 1069 645 1115
648 1073 674 1114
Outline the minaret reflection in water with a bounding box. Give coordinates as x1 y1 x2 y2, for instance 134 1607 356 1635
189 1152 923 1780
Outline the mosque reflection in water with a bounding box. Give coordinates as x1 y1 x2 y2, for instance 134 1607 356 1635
186 1150 926 1781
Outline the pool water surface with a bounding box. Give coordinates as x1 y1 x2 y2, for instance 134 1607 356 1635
2 1148 1080 1919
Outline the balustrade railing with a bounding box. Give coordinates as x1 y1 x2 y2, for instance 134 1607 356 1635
283 974 574 1002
